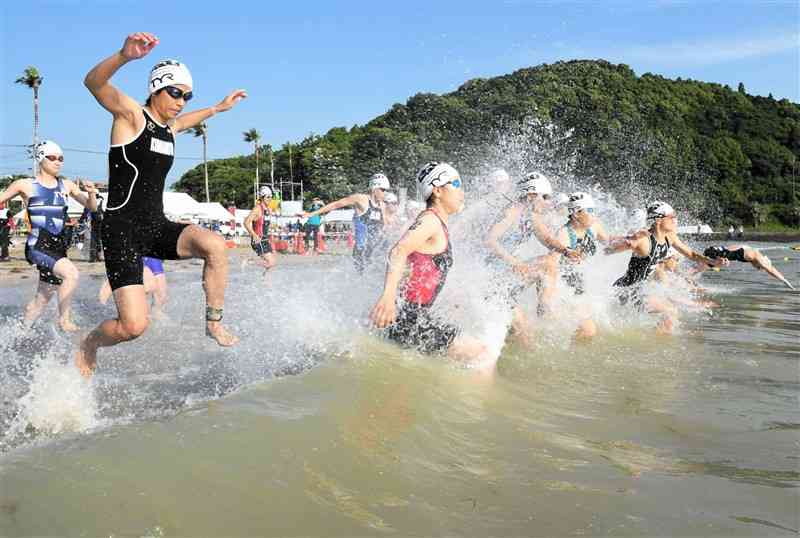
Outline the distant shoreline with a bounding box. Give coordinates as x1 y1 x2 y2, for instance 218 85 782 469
691 232 800 243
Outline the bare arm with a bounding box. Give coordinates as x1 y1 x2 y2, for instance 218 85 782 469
304 194 367 218
0 180 29 206
84 33 158 119
65 180 98 211
485 205 523 265
370 213 441 328
670 234 726 267
593 221 613 243
243 206 261 239
604 229 648 255
532 218 578 259
172 89 248 132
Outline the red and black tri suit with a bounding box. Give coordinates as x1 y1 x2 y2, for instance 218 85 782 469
385 210 460 354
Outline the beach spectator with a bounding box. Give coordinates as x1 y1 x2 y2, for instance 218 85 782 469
0 202 10 261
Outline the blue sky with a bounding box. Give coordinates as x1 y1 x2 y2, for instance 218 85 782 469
2 0 797 185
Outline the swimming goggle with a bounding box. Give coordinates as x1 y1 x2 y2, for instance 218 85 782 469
446 179 462 189
162 85 193 102
44 155 64 162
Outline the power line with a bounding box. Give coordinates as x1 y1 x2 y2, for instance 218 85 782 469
0 143 211 161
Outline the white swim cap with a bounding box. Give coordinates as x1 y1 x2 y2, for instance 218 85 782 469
416 162 460 201
35 140 63 162
258 186 272 199
368 173 390 191
567 191 595 214
384 192 398 204
646 201 676 222
554 193 570 207
149 59 193 94
488 169 510 184
517 171 553 196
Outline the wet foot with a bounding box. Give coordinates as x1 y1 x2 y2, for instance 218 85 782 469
59 319 80 332
206 321 239 347
655 317 674 336
74 338 97 379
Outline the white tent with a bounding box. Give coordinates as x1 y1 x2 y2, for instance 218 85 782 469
234 209 250 224
197 202 233 222
163 192 203 221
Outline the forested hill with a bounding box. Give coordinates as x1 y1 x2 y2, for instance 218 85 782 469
174 60 800 227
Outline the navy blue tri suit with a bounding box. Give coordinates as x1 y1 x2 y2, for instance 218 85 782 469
25 177 70 285
103 108 190 290
613 233 670 309
352 198 383 273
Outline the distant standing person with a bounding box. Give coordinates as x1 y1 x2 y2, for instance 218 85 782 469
303 173 390 273
0 202 11 261
737 225 744 239
304 197 324 253
77 31 246 377
0 140 98 331
89 193 104 262
244 186 277 270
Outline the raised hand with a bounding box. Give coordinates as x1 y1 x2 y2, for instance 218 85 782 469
121 32 159 61
215 89 248 113
83 180 98 194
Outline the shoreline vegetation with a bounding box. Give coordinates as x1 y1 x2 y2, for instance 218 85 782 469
171 59 799 230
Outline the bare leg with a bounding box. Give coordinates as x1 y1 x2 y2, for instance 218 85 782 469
574 303 597 341
258 252 277 273
23 281 57 326
76 284 150 378
52 258 80 332
646 297 677 335
510 306 533 347
151 273 168 317
176 225 238 346
98 279 112 305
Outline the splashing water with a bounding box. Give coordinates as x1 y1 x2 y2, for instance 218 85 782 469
0 121 721 453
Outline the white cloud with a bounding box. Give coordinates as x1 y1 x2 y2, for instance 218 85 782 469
622 32 799 66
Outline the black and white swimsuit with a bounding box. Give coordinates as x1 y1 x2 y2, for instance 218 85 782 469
613 234 670 307
103 108 190 290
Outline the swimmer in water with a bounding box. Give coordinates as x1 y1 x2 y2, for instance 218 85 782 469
370 162 496 370
0 140 98 332
77 31 246 377
701 245 794 290
303 173 390 274
485 171 577 344
554 192 614 339
606 201 727 334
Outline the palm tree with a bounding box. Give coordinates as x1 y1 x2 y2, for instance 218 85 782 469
186 123 209 202
15 66 43 175
243 128 261 203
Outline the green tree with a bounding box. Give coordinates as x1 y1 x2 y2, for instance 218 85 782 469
15 66 43 175
243 128 261 203
186 123 209 202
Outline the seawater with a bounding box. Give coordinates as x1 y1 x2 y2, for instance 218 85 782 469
0 237 797 536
